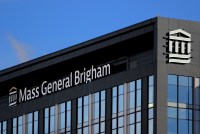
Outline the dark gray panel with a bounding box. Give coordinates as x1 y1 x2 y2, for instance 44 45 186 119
141 77 148 134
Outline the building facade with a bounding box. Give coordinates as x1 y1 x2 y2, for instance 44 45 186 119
0 17 200 134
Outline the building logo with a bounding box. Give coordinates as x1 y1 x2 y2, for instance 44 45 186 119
166 29 192 64
9 87 18 107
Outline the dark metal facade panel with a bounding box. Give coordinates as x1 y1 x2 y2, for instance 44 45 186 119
156 17 200 134
0 18 156 83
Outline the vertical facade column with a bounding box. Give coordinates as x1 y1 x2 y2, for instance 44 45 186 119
39 109 44 134
142 77 148 134
71 99 77 134
7 119 12 134
124 83 128 134
105 88 112 134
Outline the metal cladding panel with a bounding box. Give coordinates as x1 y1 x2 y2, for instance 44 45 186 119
156 17 200 134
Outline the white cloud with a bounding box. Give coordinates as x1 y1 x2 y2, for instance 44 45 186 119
7 34 33 63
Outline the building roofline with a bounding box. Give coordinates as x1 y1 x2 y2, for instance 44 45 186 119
0 17 157 78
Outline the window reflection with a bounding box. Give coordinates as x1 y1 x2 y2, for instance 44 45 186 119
168 118 177 134
11 111 38 134
58 101 71 133
148 76 154 134
112 84 125 133
112 77 144 134
92 90 106 134
77 95 89 133
44 106 55 134
168 75 194 134
0 121 7 134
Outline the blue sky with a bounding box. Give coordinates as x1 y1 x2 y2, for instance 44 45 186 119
0 0 200 70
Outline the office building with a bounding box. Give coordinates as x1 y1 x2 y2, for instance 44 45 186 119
0 17 200 134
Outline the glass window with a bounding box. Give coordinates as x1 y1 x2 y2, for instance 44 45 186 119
50 106 55 116
12 111 38 134
101 90 105 100
58 101 71 133
129 113 135 124
94 92 99 102
113 87 117 97
179 119 188 134
179 76 188 86
149 86 154 104
168 75 177 85
18 116 22 125
67 111 71 128
13 118 17 127
189 87 193 105
111 78 145 134
136 122 141 134
60 113 65 130
130 81 135 92
148 119 153 134
0 121 7 134
34 111 38 121
136 112 141 123
92 90 106 133
18 116 23 134
77 95 89 134
112 96 117 114
119 85 124 95
101 100 105 117
168 75 194 134
136 89 141 108
78 98 82 107
44 117 49 133
44 106 55 134
84 96 89 123
137 80 141 90
94 102 99 119
179 86 189 104
118 95 124 112
45 108 49 117
129 91 135 109
129 124 135 134
26 113 33 134
78 128 82 134
168 118 177 134
118 127 123 134
168 85 177 102
94 124 99 134
83 127 88 134
118 117 124 128
112 119 117 129
148 76 154 134
149 76 154 86
83 105 89 122
136 79 142 109
78 107 82 124
100 122 105 132
179 108 188 119
149 108 154 119
84 96 89 106
168 107 177 118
